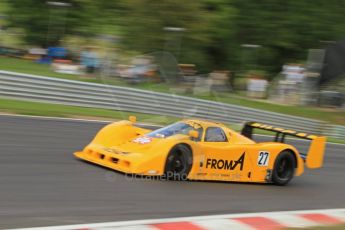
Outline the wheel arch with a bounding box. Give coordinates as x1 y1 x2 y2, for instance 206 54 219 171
282 148 298 168
167 142 194 163
177 143 193 154
279 148 304 176
163 142 194 178
271 148 298 186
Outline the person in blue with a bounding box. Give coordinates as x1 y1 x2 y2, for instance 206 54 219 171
80 47 99 74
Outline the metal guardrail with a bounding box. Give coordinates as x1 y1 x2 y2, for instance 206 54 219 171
325 125 345 140
0 70 343 139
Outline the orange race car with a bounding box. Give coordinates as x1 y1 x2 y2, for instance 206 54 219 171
74 116 326 185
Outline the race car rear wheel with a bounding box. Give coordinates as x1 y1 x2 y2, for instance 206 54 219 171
272 151 296 186
164 144 192 181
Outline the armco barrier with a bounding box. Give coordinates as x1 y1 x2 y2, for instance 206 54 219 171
325 124 345 140
0 70 342 138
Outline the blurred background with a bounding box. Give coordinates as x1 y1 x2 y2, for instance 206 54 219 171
1 2 345 228
0 0 344 126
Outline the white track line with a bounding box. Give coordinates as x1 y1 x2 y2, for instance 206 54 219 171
192 218 253 230
0 113 161 128
0 113 343 146
0 113 111 123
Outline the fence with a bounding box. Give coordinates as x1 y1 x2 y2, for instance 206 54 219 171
0 70 343 139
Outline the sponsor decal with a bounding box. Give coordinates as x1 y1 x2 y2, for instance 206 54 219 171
132 136 152 144
102 147 128 155
209 172 242 180
196 172 208 176
206 152 245 171
102 147 118 154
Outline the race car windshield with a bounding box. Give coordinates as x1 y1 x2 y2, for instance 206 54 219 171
147 122 203 140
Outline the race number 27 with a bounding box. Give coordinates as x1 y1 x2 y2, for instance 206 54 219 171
257 151 269 166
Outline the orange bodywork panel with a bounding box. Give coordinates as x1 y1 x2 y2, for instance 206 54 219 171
306 136 327 169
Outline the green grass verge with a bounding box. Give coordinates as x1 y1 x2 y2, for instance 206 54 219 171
0 97 343 144
0 56 344 125
327 137 345 144
0 98 178 125
289 224 345 230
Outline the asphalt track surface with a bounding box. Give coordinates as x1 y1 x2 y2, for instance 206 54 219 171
0 114 344 229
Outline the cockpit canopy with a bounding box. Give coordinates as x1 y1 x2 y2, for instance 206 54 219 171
147 122 203 140
146 121 228 142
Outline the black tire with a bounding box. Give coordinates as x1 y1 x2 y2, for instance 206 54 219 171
164 144 193 181
272 151 296 186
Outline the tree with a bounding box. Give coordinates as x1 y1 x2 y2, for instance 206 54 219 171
6 0 93 46
116 0 214 71
5 0 345 76
201 0 238 70
232 0 345 75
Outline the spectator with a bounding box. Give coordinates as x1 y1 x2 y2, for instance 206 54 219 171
80 46 99 75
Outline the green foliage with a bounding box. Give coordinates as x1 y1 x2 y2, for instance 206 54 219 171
3 0 345 74
5 0 95 46
118 1 211 70
232 0 345 73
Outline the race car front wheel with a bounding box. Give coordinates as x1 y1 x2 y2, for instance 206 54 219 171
272 151 296 186
164 144 192 181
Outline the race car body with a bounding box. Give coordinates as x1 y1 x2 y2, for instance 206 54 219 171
74 116 326 185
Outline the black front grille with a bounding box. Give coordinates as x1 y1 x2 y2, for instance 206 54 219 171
111 157 119 164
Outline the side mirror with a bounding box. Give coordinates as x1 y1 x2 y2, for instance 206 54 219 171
129 115 137 123
188 130 199 139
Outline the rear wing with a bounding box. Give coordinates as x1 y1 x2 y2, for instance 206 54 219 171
241 122 327 169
